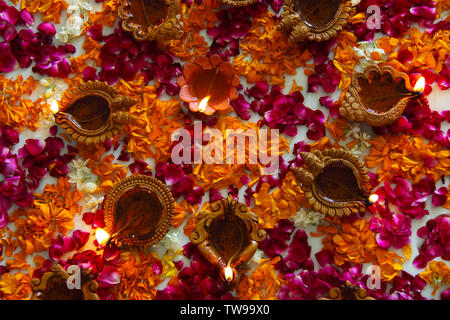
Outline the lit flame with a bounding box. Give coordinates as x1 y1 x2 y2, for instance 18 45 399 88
50 100 59 114
198 96 210 113
368 194 379 204
224 266 234 282
95 228 110 246
414 77 425 93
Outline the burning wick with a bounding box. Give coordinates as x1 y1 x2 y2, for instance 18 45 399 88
367 194 379 206
50 100 59 114
95 212 145 248
224 266 234 283
198 95 210 113
414 76 426 93
95 228 110 246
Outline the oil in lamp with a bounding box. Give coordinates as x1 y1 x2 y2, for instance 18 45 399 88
340 64 426 126
291 149 378 217
99 174 175 248
278 0 352 43
190 195 266 286
177 54 240 115
118 0 183 43
30 264 99 300
54 81 138 145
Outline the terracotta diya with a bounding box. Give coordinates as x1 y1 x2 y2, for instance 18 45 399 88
339 64 425 126
30 264 99 300
118 0 183 43
190 195 266 285
54 81 138 145
278 0 352 43
291 149 376 217
177 54 240 116
319 281 375 300
100 175 174 248
340 65 425 126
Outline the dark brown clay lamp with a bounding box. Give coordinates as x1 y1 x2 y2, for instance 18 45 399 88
118 0 183 43
190 196 266 286
291 149 378 217
54 81 138 145
177 54 240 116
340 64 426 126
97 174 175 248
30 264 99 300
278 0 352 43
319 280 375 300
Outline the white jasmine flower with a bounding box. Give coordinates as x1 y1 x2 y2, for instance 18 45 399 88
345 123 361 140
68 159 99 193
56 0 93 43
351 0 361 6
354 41 386 68
350 131 372 157
293 208 324 229
159 229 183 253
85 194 104 211
40 78 52 87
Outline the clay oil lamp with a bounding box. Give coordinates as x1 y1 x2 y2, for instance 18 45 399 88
118 0 183 43
97 174 175 248
340 64 426 126
278 0 351 43
177 54 240 116
30 264 99 300
190 195 266 286
320 281 375 300
291 149 377 217
54 81 138 145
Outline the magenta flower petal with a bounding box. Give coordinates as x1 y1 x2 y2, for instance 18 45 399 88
98 266 120 287
19 9 34 25
0 51 18 73
0 6 20 25
0 206 8 228
432 187 447 207
23 139 45 156
37 22 56 36
163 164 184 186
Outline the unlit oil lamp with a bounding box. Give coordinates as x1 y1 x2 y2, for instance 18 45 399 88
177 54 240 116
320 280 375 300
31 264 99 300
54 81 138 145
118 0 183 43
340 64 426 126
190 195 266 285
97 174 175 248
291 149 378 217
278 0 351 43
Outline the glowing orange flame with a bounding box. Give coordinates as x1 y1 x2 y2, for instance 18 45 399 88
369 194 379 204
414 77 425 92
198 96 210 113
224 266 234 282
50 100 59 114
95 228 110 246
